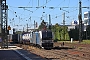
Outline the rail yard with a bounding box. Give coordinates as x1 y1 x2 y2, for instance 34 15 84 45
0 0 90 60
16 42 90 60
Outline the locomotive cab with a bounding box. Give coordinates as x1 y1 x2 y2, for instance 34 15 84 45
39 30 53 49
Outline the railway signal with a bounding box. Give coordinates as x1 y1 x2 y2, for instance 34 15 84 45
7 26 11 30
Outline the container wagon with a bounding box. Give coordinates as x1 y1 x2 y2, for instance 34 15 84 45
12 34 19 43
22 32 32 44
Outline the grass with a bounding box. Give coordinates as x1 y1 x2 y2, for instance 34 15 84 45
57 40 79 43
57 40 90 44
81 40 90 44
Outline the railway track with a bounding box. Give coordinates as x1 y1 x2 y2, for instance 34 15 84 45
48 49 90 60
65 49 90 59
16 44 90 60
39 49 87 60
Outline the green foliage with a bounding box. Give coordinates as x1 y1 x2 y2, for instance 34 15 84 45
69 28 79 40
38 22 70 41
38 20 47 30
81 40 90 44
86 25 90 39
16 31 22 34
51 23 70 41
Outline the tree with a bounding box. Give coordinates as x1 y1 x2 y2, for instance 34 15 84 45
38 20 47 30
38 22 70 41
51 23 60 40
69 28 79 40
51 23 70 41
86 25 90 39
16 31 22 34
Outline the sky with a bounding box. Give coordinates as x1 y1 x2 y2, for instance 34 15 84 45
6 0 90 33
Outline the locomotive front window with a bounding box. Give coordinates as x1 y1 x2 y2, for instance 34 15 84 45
42 31 52 40
47 31 52 38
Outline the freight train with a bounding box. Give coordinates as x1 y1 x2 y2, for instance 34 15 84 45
8 30 53 49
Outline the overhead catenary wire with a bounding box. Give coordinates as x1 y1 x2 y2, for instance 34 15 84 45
46 0 66 14
46 0 79 23
7 0 90 29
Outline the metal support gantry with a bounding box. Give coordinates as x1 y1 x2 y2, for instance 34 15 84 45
62 12 65 40
0 0 8 48
78 0 83 43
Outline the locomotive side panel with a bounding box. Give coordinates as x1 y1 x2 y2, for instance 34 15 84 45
32 33 36 45
36 33 41 45
31 32 41 47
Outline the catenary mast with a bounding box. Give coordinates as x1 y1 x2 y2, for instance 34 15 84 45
0 0 8 48
78 0 83 43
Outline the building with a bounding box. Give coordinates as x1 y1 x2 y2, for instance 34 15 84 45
84 11 90 25
67 20 79 31
69 11 90 31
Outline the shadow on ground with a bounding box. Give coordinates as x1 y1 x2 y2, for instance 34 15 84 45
53 46 74 50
